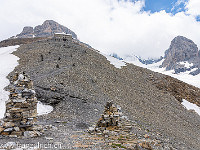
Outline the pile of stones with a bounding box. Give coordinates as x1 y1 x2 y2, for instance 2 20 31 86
89 101 122 134
87 102 168 149
0 72 43 137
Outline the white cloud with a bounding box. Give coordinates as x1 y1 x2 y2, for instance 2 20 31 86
0 0 200 59
171 0 186 11
186 0 200 16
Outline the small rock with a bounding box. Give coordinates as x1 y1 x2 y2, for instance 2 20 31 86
88 127 95 132
45 137 54 140
139 141 152 149
24 131 41 137
4 128 14 132
11 131 23 136
14 127 20 131
103 130 110 134
0 127 5 133
9 135 18 138
1 131 10 136
3 122 15 128
144 134 150 138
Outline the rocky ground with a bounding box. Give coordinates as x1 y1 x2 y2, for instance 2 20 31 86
0 99 182 150
0 37 48 48
0 37 200 149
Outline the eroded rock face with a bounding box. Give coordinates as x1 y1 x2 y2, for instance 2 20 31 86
162 36 200 73
16 26 34 38
15 20 77 39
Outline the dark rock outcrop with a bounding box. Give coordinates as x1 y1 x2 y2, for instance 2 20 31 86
162 36 200 74
13 20 77 39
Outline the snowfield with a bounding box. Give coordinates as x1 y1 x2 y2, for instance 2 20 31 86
121 57 200 89
144 60 200 89
0 46 53 119
101 53 126 69
182 99 200 116
0 46 19 118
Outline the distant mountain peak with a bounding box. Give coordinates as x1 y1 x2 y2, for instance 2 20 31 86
161 35 200 75
13 20 77 39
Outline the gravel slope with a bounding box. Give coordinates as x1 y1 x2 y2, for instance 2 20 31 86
2 38 200 149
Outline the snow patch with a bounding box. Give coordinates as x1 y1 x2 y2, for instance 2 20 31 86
179 61 193 68
0 46 19 119
101 53 126 69
37 101 53 115
146 62 200 88
0 46 53 119
55 32 67 35
182 99 200 116
123 55 146 67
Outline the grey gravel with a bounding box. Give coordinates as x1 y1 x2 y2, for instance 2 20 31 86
1 37 200 149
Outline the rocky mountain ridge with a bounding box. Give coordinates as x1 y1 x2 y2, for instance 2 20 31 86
3 34 199 149
11 20 77 39
0 20 78 48
161 36 200 75
1 21 200 149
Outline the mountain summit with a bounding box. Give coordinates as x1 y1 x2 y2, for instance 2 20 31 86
13 20 77 39
161 36 200 75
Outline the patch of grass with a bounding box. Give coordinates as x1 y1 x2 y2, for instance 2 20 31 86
112 145 117 148
118 138 123 141
112 143 127 149
126 136 130 139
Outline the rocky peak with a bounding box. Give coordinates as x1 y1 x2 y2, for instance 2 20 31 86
18 26 34 38
15 20 77 39
162 36 200 74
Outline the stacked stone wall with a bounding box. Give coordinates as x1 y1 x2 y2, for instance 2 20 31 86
0 73 42 137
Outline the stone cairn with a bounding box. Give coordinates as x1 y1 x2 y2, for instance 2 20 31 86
0 72 42 137
89 101 122 134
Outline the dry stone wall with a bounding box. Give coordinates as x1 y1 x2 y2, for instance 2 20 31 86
0 72 42 137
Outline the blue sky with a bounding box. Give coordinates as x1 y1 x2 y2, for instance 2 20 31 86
142 0 187 14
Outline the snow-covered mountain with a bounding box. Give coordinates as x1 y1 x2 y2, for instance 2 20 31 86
110 53 200 88
110 36 200 88
161 36 200 75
